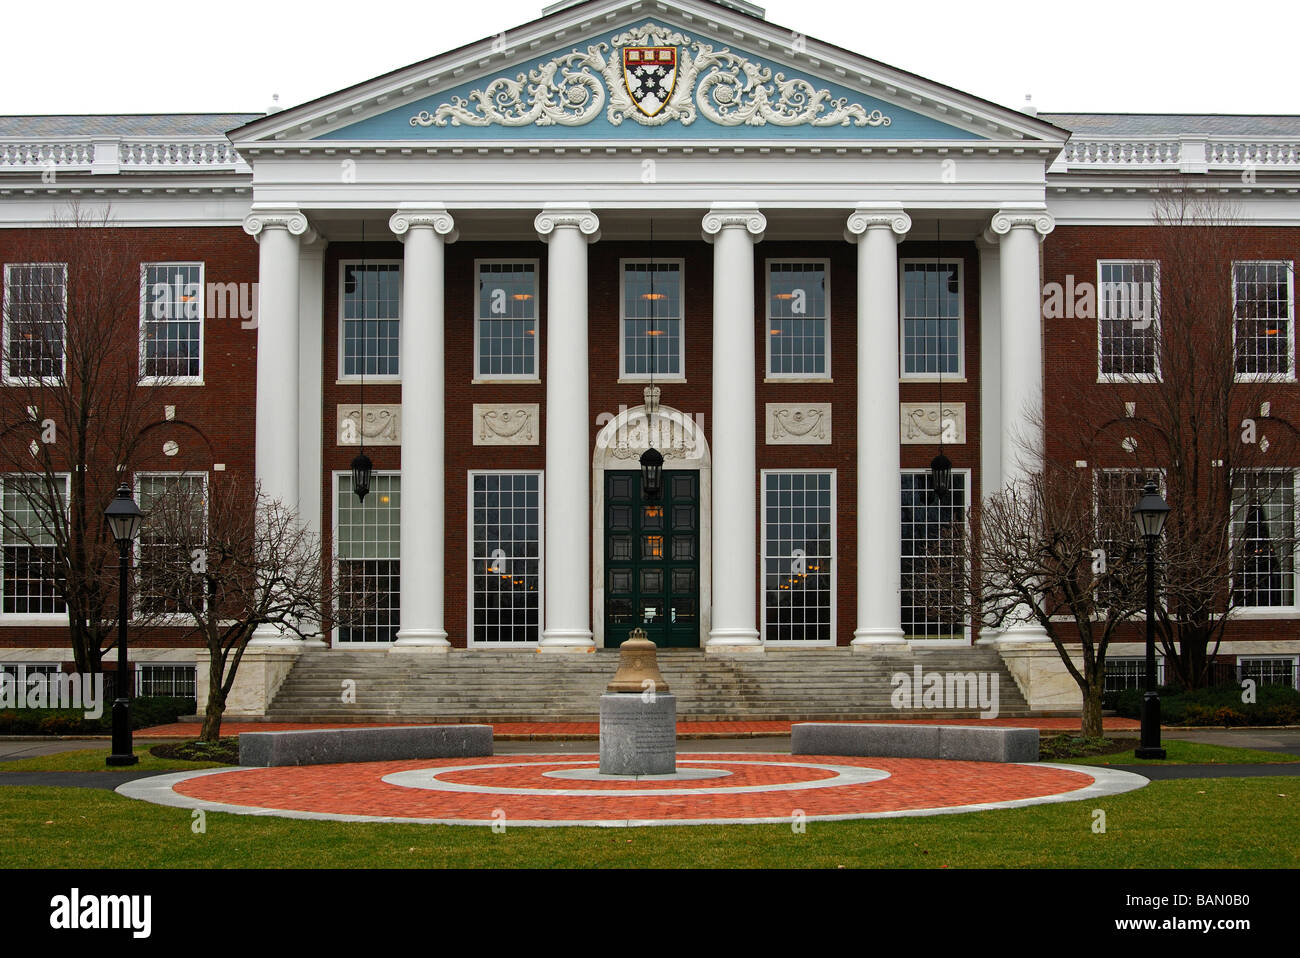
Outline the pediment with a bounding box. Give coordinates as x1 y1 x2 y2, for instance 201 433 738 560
230 1 1067 148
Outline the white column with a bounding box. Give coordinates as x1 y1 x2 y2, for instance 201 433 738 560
535 207 600 652
389 207 458 652
846 207 912 649
989 208 1055 643
297 235 328 648
243 207 311 647
975 235 1003 647
702 205 766 652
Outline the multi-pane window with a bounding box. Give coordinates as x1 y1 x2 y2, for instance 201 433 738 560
137 664 197 698
3 264 66 382
0 475 66 616
471 472 541 644
1238 656 1298 690
1094 468 1153 602
767 260 829 377
1098 260 1159 380
1232 470 1296 608
476 261 538 379
136 474 207 616
336 473 400 642
901 261 962 377
621 260 683 378
340 262 401 378
1234 261 1294 379
1104 657 1164 692
140 263 203 380
901 470 968 639
762 471 834 643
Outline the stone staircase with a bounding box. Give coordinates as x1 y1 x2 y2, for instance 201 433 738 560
264 647 1034 723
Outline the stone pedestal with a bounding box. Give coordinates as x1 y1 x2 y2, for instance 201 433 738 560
599 692 676 775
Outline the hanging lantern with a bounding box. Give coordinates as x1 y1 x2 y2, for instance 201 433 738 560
640 446 664 501
351 451 373 502
929 451 953 499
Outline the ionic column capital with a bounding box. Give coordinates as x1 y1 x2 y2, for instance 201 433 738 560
243 207 315 244
389 206 458 243
534 206 601 243
845 206 911 244
987 208 1055 241
701 205 766 244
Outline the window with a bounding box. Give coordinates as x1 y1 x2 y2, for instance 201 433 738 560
335 473 400 642
1098 260 1159 380
1232 470 1296 608
1104 656 1164 693
1094 468 1155 605
0 475 67 616
470 472 541 644
901 261 962 378
621 260 683 379
766 260 829 377
3 263 66 382
762 471 834 643
340 262 401 379
1238 656 1298 690
476 261 538 379
137 664 197 698
901 470 968 639
136 473 207 617
1234 261 1294 379
140 263 203 381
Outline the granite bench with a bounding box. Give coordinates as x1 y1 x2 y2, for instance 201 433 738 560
238 724 494 767
791 723 1039 763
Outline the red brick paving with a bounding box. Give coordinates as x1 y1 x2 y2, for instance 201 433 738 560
171 753 1097 823
138 716 1141 739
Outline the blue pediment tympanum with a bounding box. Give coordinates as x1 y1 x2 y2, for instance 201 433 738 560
317 20 985 142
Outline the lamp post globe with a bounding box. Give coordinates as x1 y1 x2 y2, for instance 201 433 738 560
105 482 143 767
1132 477 1169 760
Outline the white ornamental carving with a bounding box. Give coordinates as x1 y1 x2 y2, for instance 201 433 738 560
474 404 539 446
899 402 966 445
600 412 700 461
413 22 890 131
766 403 831 445
338 405 401 446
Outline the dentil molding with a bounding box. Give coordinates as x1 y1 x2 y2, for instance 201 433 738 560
766 403 831 444
900 402 966 445
337 404 401 446
474 404 539 445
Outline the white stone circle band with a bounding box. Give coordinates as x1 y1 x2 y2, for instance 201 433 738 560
381 759 890 797
114 759 1149 828
543 766 732 782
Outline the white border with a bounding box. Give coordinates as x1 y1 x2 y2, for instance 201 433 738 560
1232 259 1296 383
1238 653 1300 690
760 468 836 647
138 261 205 386
473 259 540 383
0 471 70 624
466 469 545 648
765 258 831 381
1096 259 1160 384
618 257 685 383
2 262 68 387
901 466 972 646
899 258 965 382
133 471 209 624
1229 467 1300 614
331 468 401 647
337 259 403 384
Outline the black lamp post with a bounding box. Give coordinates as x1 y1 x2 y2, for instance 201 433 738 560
104 483 144 767
1132 477 1170 759
351 451 373 502
640 446 664 501
929 450 953 500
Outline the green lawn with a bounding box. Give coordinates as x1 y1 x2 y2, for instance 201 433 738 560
1066 740 1300 766
1 778 1296 868
0 750 223 773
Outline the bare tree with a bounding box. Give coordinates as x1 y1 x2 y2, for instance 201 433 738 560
1055 192 1300 688
0 204 207 677
135 475 334 742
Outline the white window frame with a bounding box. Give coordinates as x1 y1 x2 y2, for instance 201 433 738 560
1229 467 1300 613
1232 260 1295 383
1096 259 1160 384
473 258 540 383
467 470 544 648
760 468 836 647
900 467 972 645
135 662 198 698
138 261 205 385
134 471 209 623
3 262 68 386
331 469 401 646
1103 655 1166 691
899 258 965 382
337 260 403 383
1237 654 1300 690
619 257 686 383
0 472 70 624
765 258 831 381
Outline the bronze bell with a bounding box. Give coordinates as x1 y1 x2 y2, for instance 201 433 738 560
606 628 670 693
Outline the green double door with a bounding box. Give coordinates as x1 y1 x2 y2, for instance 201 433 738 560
604 470 700 648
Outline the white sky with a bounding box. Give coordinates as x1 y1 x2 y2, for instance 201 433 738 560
4 0 1297 118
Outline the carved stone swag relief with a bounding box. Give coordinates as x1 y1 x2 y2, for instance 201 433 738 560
766 403 831 445
474 404 540 446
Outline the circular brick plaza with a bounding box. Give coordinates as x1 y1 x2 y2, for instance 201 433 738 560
117 752 1147 827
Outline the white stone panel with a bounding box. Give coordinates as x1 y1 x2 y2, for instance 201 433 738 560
900 402 966 445
473 403 540 446
765 403 832 445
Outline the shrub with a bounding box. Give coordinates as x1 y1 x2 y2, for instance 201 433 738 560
1111 683 1300 726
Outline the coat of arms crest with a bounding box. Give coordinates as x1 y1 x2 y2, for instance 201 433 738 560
621 46 678 117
